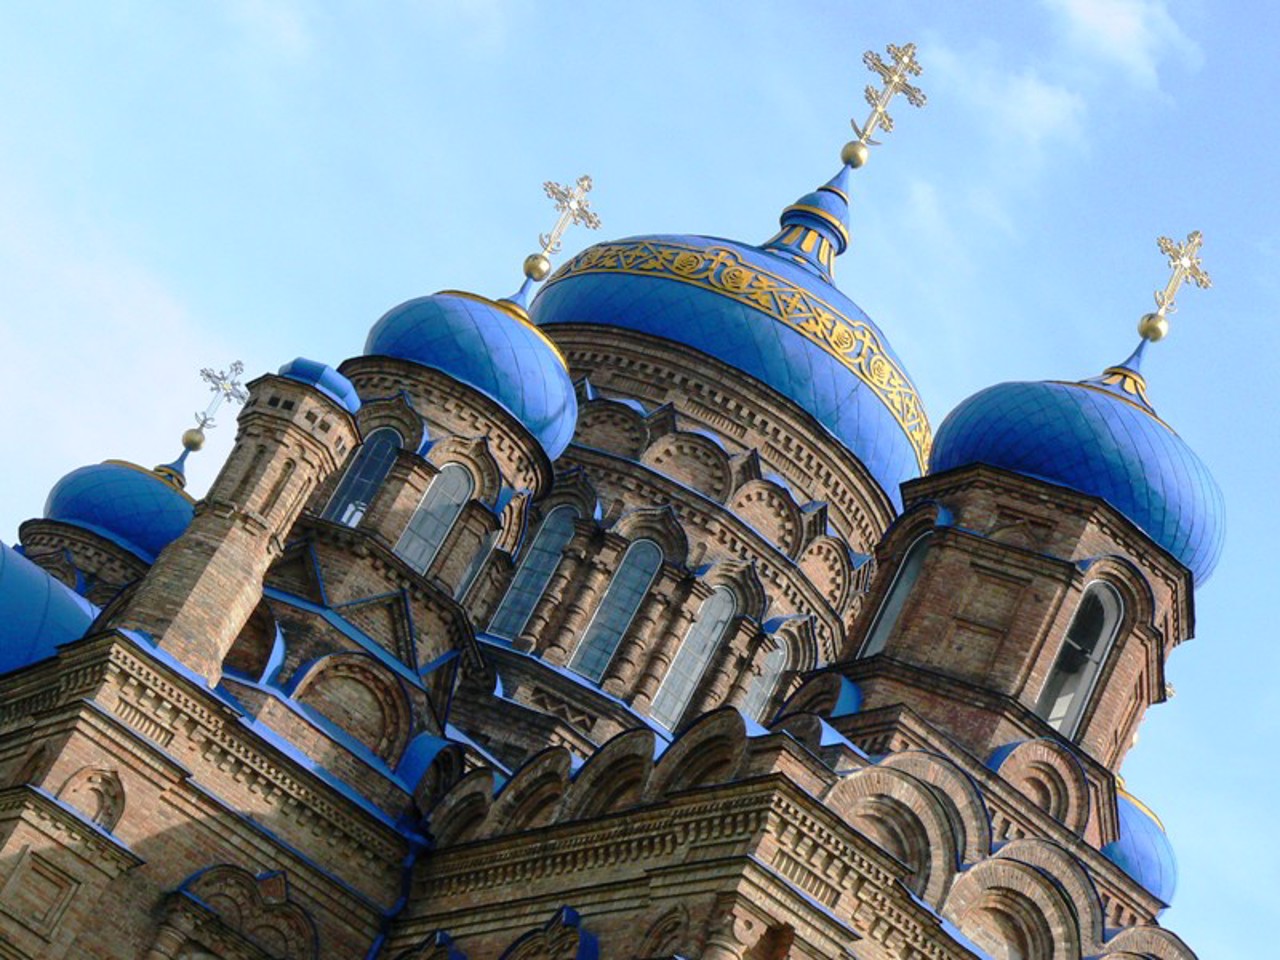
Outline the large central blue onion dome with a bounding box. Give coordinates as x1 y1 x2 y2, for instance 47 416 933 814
0 543 96 673
1102 787 1178 907
44 454 196 565
528 162 932 510
930 340 1224 583
365 281 578 460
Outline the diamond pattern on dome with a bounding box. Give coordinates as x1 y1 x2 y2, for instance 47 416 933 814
931 379 1224 583
45 462 195 563
366 293 578 459
1103 792 1178 906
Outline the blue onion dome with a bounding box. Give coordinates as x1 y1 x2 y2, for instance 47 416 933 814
278 357 361 414
365 285 578 460
0 542 96 673
1102 787 1177 906
44 457 195 564
529 162 932 510
930 340 1224 583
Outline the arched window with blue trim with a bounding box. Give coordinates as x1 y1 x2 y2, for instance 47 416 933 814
394 463 473 575
741 641 787 722
1036 582 1124 737
569 539 662 683
488 504 580 640
859 532 932 658
323 427 402 527
650 586 736 730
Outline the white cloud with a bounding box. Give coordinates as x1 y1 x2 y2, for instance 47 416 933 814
1044 0 1199 89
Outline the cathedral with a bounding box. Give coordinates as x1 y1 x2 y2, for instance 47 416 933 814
0 44 1220 960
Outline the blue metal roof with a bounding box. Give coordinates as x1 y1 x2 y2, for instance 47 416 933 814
278 357 361 414
930 347 1224 583
1103 790 1177 906
44 460 195 564
531 232 930 510
365 291 578 460
0 542 96 674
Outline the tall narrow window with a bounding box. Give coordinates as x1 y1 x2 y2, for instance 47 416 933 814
488 505 579 640
1036 582 1123 738
650 587 737 730
859 532 932 657
741 642 787 722
324 427 402 527
569 540 662 683
395 464 473 575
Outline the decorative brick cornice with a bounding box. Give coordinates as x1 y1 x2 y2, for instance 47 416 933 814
0 785 142 877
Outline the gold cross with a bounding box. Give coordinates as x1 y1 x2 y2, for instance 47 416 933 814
852 42 927 146
1153 230 1212 315
538 175 602 257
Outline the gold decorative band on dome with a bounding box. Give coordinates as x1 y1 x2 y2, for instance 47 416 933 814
545 239 932 469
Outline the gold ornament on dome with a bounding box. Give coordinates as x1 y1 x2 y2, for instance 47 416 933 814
523 175 602 281
545 239 933 469
843 42 927 167
1138 230 1211 341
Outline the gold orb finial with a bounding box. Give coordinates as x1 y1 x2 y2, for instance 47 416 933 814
1138 312 1169 342
524 253 552 281
841 140 870 168
182 426 206 451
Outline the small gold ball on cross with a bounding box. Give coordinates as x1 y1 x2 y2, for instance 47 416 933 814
841 140 870 169
523 253 552 281
1138 312 1169 342
182 427 206 451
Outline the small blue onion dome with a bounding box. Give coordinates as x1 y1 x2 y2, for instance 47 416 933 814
531 164 931 509
278 357 361 414
930 341 1224 583
365 290 578 460
44 460 195 564
0 542 96 673
1102 789 1178 906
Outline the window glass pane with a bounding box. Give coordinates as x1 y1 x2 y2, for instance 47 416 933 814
394 464 474 575
323 427 402 527
488 505 579 640
569 540 662 683
1036 583 1123 737
651 587 736 729
742 642 787 722
860 533 931 657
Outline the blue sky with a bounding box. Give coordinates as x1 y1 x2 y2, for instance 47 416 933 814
0 3 1272 952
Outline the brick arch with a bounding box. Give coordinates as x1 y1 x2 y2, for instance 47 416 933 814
500 906 598 960
57 765 125 831
425 436 503 506
728 479 804 558
699 558 768 621
575 397 648 457
798 535 854 612
223 599 280 682
559 728 655 821
879 750 993 865
427 767 495 847
1102 926 1197 960
482 746 573 837
1077 555 1159 630
354 394 428 453
178 865 318 960
776 672 861 721
647 707 748 799
825 766 959 906
944 858 1079 960
612 505 688 567
638 904 690 959
292 652 412 763
991 739 1090 835
640 430 733 502
539 468 600 522
993 838 1104 953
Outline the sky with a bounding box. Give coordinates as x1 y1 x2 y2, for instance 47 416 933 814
0 2 1273 952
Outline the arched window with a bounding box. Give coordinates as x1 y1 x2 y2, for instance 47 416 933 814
455 530 496 601
569 539 662 683
488 505 579 640
859 532 932 657
1035 582 1124 737
394 463 473 575
741 641 787 722
650 586 737 730
323 427 402 527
